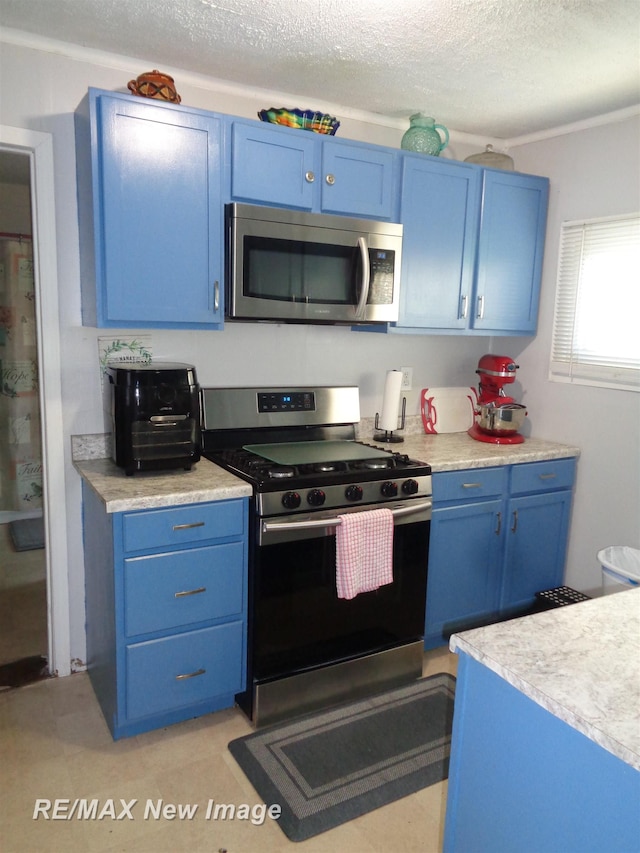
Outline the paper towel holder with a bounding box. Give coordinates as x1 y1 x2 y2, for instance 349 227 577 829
374 396 406 443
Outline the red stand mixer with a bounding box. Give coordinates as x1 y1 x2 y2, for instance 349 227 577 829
468 354 527 444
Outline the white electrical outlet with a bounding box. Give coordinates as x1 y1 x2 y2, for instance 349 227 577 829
400 367 413 390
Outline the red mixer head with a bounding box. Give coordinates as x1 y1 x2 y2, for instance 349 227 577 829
475 354 519 403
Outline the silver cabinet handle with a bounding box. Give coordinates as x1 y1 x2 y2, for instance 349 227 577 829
172 521 205 531
511 510 518 533
460 294 468 319
213 280 220 312
477 294 485 319
305 171 315 183
174 587 206 598
175 668 206 681
462 482 483 489
325 173 335 185
539 473 557 480
495 511 502 536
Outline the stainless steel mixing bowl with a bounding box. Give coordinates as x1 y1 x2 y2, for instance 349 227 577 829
476 402 527 434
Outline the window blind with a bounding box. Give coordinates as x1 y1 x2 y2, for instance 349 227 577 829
550 214 640 391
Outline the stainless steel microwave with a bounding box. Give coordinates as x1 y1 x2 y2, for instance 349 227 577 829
226 203 403 324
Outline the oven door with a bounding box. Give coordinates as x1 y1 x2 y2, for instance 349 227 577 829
251 500 431 685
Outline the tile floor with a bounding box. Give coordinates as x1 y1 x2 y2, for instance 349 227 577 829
0 646 457 853
0 523 48 667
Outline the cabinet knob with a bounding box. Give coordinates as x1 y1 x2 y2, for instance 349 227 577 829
305 171 315 183
325 173 335 185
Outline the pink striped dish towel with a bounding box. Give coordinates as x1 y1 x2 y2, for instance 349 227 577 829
335 508 394 600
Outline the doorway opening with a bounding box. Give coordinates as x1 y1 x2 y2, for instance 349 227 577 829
0 126 70 681
0 151 48 686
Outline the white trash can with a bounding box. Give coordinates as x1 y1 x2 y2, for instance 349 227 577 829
597 546 640 594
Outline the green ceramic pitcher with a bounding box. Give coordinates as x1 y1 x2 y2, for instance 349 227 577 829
401 114 449 156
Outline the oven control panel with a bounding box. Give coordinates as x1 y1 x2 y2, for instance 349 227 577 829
257 474 432 517
258 391 315 412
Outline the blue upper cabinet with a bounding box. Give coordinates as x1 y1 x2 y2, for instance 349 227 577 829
473 171 549 334
320 141 396 219
228 119 398 220
229 120 317 210
76 90 224 328
398 155 481 330
75 89 548 333
395 159 549 335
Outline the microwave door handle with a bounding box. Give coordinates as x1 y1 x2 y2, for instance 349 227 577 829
355 236 371 320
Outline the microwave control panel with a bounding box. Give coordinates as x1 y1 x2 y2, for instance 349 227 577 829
369 250 395 305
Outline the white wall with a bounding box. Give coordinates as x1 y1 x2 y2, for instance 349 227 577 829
506 115 640 593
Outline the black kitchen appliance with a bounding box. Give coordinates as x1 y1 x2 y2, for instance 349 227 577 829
201 385 432 727
107 362 201 475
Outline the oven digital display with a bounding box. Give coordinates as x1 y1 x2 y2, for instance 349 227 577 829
258 391 315 412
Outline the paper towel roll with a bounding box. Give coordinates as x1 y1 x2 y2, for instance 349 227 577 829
379 370 403 432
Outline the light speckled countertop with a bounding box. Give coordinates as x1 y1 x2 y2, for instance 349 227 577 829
365 428 580 471
450 589 640 769
75 456 252 513
73 430 579 512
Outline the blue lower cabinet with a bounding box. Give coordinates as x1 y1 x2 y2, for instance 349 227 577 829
501 489 573 613
444 654 639 852
82 484 248 739
425 458 576 647
425 498 503 647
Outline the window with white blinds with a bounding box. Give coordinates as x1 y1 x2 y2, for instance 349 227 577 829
550 213 640 391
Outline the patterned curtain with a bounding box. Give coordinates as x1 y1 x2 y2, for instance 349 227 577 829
0 236 42 513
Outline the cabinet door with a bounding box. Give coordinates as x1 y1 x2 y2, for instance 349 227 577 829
229 120 317 209
397 157 480 330
500 490 572 611
473 171 549 334
320 141 396 219
425 498 503 647
96 95 223 327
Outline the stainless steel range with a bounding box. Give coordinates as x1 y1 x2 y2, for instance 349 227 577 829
201 386 432 727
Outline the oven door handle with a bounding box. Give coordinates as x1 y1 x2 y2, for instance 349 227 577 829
261 499 432 534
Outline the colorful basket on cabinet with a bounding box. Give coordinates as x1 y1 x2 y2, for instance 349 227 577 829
258 108 340 135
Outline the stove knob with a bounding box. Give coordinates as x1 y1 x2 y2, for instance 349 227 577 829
307 488 326 507
402 479 419 496
282 491 301 510
345 485 363 502
381 481 398 498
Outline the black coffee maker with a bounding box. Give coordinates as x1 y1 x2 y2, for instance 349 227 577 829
107 362 201 475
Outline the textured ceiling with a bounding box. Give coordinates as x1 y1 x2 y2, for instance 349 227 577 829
0 0 639 138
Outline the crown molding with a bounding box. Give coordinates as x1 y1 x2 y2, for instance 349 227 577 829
505 105 640 149
2 28 637 149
